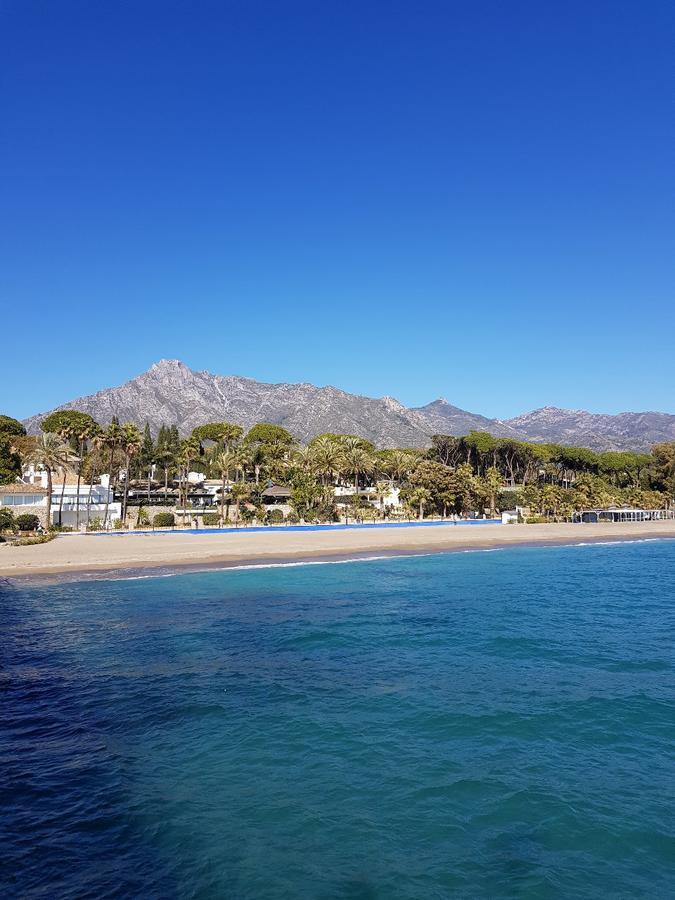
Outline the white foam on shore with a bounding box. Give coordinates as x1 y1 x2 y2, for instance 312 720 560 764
460 547 504 553
119 552 435 581
571 538 662 547
114 547 513 581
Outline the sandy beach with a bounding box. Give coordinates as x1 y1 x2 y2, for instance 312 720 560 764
2 520 675 581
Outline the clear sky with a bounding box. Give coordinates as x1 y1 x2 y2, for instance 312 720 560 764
1 0 673 420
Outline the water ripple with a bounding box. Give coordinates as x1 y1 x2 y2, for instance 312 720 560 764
2 541 675 898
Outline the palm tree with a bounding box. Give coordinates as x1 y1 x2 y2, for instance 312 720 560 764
213 448 238 522
120 424 142 525
230 444 251 483
86 428 107 528
155 446 175 502
383 449 420 486
292 444 317 475
408 486 431 520
309 436 344 485
101 421 122 527
229 481 250 525
74 419 99 530
177 437 200 525
53 421 76 526
342 445 374 496
242 442 265 486
375 480 391 515
27 434 78 529
484 466 503 517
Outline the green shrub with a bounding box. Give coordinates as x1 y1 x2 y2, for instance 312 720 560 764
286 511 300 524
137 506 151 527
202 512 220 526
87 517 103 531
113 518 124 530
267 508 284 524
13 532 56 546
240 506 256 523
15 513 40 532
153 512 175 528
497 490 522 512
0 508 16 532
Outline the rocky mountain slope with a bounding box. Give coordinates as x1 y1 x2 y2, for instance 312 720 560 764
505 407 675 452
21 359 675 451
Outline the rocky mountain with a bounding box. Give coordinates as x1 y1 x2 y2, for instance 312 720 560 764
505 407 675 452
22 360 433 447
413 399 524 440
21 359 675 451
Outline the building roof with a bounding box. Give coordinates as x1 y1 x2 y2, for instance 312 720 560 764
261 485 292 498
1 483 49 494
27 472 80 486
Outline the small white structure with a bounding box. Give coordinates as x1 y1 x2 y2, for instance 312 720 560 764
333 484 401 508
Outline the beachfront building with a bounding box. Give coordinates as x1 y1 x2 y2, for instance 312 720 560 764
0 484 49 527
18 467 122 527
573 507 674 524
50 480 121 527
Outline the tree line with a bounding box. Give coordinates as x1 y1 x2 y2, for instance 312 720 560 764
1 411 674 529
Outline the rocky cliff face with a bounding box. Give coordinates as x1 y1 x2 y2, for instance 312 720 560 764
21 360 675 451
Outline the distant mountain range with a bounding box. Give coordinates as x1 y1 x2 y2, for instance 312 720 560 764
21 359 675 452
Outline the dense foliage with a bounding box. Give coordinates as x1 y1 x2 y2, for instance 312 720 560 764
153 512 175 528
15 513 40 532
3 409 674 527
0 508 16 531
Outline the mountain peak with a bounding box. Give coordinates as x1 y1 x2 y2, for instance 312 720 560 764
150 358 190 372
19 360 675 451
380 395 407 412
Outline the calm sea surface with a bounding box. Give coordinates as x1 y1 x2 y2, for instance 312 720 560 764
2 541 675 899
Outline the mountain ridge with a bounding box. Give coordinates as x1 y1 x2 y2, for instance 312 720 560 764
20 359 675 452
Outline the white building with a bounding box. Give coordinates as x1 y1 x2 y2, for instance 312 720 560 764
0 484 50 526
15 467 122 527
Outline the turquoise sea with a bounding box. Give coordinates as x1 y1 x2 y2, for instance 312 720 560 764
2 540 675 898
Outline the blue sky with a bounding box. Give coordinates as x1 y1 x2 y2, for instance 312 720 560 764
1 0 673 420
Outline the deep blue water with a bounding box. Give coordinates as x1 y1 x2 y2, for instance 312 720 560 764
2 541 675 899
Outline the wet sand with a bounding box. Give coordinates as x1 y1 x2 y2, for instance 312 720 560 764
2 520 675 581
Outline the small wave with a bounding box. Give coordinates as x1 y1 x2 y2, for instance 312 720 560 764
99 552 436 582
460 547 504 554
572 539 662 547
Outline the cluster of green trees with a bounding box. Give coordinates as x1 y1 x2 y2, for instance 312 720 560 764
1 409 674 529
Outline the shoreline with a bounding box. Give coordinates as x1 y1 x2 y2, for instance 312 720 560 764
2 520 675 584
